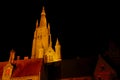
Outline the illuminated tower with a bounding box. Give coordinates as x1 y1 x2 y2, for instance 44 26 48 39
31 6 61 63
55 38 61 60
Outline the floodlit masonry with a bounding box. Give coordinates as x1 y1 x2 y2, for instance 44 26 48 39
31 6 61 63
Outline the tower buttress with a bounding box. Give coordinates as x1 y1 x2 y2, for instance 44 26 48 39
31 20 39 58
36 19 39 28
48 34 52 48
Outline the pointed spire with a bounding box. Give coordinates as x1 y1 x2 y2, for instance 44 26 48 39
41 6 46 16
39 6 47 27
48 23 50 34
36 19 39 28
56 38 60 45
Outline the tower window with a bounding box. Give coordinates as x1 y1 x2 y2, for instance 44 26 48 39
38 35 42 39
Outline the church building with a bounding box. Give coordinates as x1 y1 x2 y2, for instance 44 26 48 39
0 6 61 80
0 5 119 80
31 6 61 63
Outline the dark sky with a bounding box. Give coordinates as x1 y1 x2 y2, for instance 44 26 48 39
0 0 119 61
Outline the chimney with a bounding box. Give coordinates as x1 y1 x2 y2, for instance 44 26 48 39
17 56 20 60
24 56 29 60
9 49 15 63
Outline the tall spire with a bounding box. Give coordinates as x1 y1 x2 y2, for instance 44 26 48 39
39 6 47 27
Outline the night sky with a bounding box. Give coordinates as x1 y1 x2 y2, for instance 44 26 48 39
0 0 119 61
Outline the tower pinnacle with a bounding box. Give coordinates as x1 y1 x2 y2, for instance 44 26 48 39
39 6 47 27
56 38 60 45
41 6 46 16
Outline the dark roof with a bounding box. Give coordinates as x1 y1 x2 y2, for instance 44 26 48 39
102 40 120 77
102 55 120 77
61 56 98 78
0 58 43 78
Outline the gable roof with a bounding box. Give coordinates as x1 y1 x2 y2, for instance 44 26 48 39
0 58 43 78
61 56 98 78
94 55 116 76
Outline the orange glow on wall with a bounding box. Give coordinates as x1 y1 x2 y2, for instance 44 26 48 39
31 6 61 63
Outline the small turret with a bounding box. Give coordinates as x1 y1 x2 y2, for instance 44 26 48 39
55 38 61 60
49 34 52 47
9 49 15 64
48 23 51 35
55 38 60 46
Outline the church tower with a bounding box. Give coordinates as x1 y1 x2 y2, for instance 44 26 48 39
31 6 61 63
